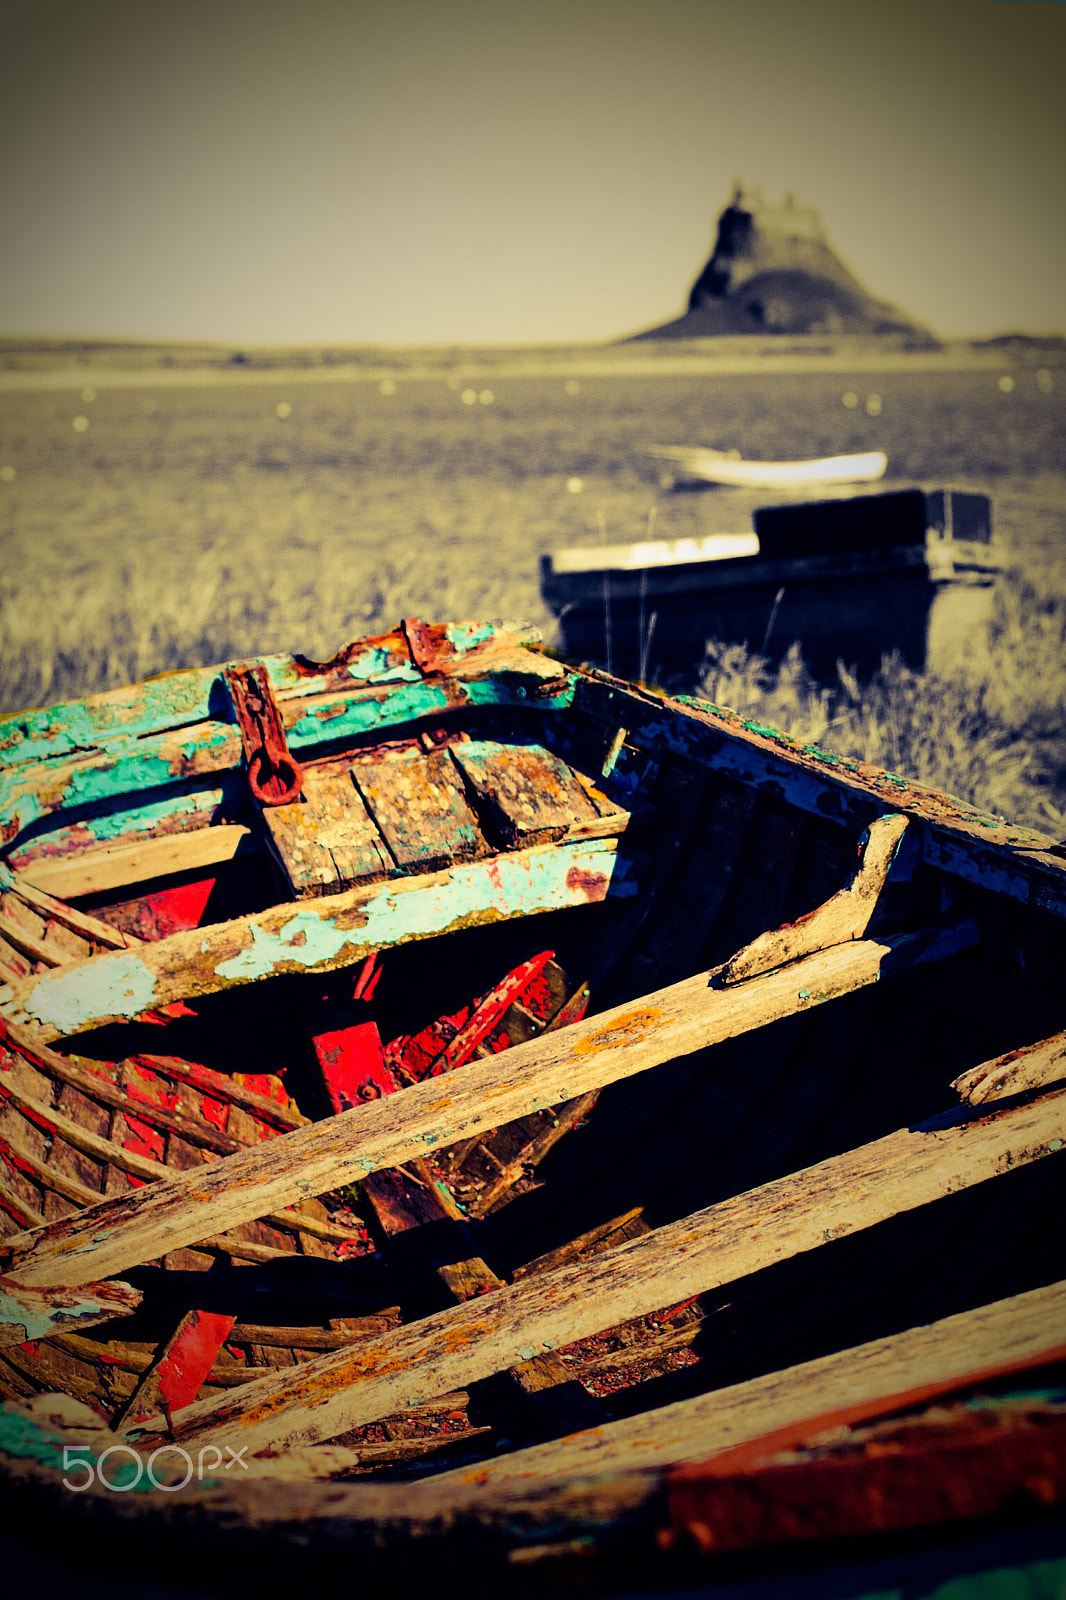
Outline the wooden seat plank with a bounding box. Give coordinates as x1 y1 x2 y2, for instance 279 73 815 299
353 748 484 874
451 741 602 849
264 768 396 898
431 1277 1066 1495
161 1082 1066 1455
0 837 623 1042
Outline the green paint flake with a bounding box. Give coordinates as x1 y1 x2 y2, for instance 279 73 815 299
214 911 360 981
0 1289 117 1342
446 621 497 652
62 756 175 808
22 950 158 1033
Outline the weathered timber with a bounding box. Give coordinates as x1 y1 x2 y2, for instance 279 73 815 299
0 638 572 846
450 741 601 848
659 1400 1066 1553
571 672 1066 920
0 923 974 1293
953 1029 1066 1106
0 1071 360 1250
2 1282 1065 1545
719 813 908 984
0 1274 142 1347
18 825 256 900
0 865 130 952
264 767 395 897
155 1083 1066 1456
442 1276 1066 1493
0 838 625 1042
353 748 484 873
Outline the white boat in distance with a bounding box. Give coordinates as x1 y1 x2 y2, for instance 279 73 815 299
651 444 889 490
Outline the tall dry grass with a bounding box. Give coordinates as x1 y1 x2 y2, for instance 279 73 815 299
696 573 1066 832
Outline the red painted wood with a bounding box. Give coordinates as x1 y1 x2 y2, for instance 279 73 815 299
385 951 556 1083
155 1310 237 1412
314 1020 399 1112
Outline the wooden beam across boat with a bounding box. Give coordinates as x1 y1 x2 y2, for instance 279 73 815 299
17 823 257 900
433 1275 1066 1494
151 1082 1066 1456
0 836 628 1043
0 1275 142 1348
0 921 976 1295
3 1280 1065 1544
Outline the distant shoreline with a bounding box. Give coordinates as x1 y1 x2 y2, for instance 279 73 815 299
1 335 1063 392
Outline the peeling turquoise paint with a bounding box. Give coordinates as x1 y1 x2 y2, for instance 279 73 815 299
77 788 226 844
352 843 632 955
446 621 496 652
344 645 395 679
62 756 176 809
20 950 158 1033
214 911 360 981
0 1289 125 1343
0 669 226 769
287 683 452 747
342 646 420 684
464 678 575 711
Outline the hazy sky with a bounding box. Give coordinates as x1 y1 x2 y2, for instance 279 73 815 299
2 0 1064 344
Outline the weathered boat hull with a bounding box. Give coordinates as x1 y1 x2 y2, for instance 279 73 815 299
542 488 1000 680
650 444 889 489
0 620 1064 1587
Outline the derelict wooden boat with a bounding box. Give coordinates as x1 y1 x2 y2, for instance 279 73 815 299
651 443 888 490
1 618 1065 1590
542 488 1000 682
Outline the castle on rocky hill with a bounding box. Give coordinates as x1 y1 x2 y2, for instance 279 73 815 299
633 185 935 342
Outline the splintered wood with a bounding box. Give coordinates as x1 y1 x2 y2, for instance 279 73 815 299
1 921 978 1295
159 1084 1066 1455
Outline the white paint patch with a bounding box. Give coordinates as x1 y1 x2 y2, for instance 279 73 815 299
21 950 158 1033
214 910 359 981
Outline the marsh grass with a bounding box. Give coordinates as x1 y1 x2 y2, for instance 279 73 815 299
697 574 1066 830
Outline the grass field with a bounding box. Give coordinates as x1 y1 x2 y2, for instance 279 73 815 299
1 343 1064 832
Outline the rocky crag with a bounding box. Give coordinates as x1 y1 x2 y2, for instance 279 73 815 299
633 186 936 342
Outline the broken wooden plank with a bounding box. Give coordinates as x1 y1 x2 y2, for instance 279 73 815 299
953 1029 1066 1106
0 865 130 952
450 742 601 848
0 922 975 1294
353 748 484 873
263 766 395 898
0 1274 141 1347
155 1079 1066 1457
114 1309 237 1431
442 1276 1066 1494
0 837 626 1043
17 826 256 901
720 813 909 984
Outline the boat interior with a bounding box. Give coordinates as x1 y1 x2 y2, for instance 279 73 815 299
1 621 1065 1483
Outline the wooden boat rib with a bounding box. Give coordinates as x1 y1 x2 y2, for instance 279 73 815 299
650 443 889 489
0 617 1065 1588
